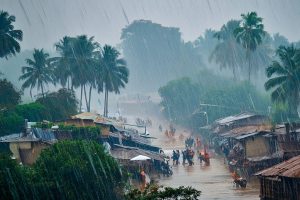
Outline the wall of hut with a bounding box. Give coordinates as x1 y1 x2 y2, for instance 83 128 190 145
259 176 300 200
10 142 50 165
277 132 300 160
64 119 95 127
245 137 270 158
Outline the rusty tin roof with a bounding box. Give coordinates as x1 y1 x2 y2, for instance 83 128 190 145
255 155 300 178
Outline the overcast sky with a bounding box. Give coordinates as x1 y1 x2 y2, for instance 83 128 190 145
2 0 300 50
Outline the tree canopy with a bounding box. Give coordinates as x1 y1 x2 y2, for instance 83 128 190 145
0 78 21 110
121 20 203 92
19 49 54 98
234 11 266 82
34 140 124 200
36 88 78 121
0 10 23 59
159 71 269 129
265 45 300 119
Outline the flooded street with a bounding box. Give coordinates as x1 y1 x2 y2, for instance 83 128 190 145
124 110 260 199
159 154 259 200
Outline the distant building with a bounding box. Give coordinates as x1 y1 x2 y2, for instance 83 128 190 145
255 155 300 200
212 112 269 133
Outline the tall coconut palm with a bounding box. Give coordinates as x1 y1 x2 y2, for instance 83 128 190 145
72 35 99 112
53 36 74 89
98 45 129 117
234 12 265 82
210 20 245 80
265 45 300 118
0 10 23 59
54 35 99 112
19 49 54 98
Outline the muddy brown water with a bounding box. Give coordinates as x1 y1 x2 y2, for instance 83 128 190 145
123 113 260 199
159 150 260 200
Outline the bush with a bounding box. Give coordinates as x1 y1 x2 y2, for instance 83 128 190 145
15 103 48 122
0 153 33 200
33 123 102 140
0 79 22 110
0 111 24 136
36 89 78 121
34 140 123 200
159 72 270 130
125 184 201 200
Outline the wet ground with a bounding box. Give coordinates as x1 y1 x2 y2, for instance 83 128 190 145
123 110 260 199
159 151 259 200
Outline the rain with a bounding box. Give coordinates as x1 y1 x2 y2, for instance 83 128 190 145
1 0 300 199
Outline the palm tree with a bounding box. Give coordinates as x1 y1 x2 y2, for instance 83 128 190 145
98 45 129 117
54 35 99 112
265 45 300 118
53 36 74 89
210 20 245 80
19 49 54 98
234 12 265 82
0 10 23 59
72 35 99 112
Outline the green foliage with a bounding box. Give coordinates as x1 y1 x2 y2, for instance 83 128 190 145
58 124 101 140
15 102 47 122
54 35 100 112
159 77 200 124
121 20 203 92
100 45 129 117
159 71 270 129
0 78 22 109
0 141 124 200
34 140 123 200
0 10 23 59
19 49 54 98
264 45 300 120
125 184 201 200
0 153 33 200
0 111 23 136
36 88 78 121
210 20 244 79
270 102 289 123
33 123 101 140
194 29 218 67
234 11 266 81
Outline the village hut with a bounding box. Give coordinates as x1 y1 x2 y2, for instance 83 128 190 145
255 155 300 200
0 128 56 165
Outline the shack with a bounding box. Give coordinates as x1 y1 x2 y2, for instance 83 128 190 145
213 112 269 134
66 112 123 137
213 124 282 178
0 128 56 165
274 123 300 160
255 155 300 200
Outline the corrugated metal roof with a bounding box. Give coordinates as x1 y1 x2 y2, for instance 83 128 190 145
0 128 56 144
71 112 99 120
72 112 124 129
235 132 261 140
255 155 300 178
215 113 256 125
219 125 272 139
111 146 164 161
0 133 40 143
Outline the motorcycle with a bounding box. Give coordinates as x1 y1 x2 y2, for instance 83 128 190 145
161 164 173 177
233 178 247 188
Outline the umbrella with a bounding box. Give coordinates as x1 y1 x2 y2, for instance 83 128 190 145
130 155 151 161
